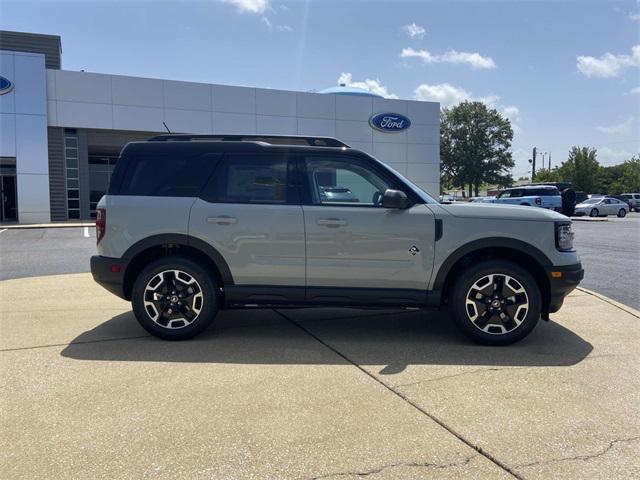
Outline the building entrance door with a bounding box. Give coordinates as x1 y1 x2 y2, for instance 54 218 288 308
1 175 17 222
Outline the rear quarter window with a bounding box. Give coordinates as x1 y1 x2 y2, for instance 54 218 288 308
118 154 219 197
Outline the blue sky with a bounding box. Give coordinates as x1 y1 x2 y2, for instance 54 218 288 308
2 0 639 177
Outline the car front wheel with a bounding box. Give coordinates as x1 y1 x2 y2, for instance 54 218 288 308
590 208 599 217
132 256 219 340
449 260 541 345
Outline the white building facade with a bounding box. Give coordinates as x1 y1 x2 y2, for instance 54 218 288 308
0 31 440 224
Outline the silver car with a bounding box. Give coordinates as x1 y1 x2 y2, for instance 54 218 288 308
574 197 629 217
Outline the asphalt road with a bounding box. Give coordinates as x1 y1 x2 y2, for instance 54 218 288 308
1 215 638 308
572 215 640 309
0 226 96 281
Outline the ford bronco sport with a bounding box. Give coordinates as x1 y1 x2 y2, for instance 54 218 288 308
91 134 584 345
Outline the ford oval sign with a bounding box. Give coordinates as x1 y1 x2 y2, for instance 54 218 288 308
369 112 411 133
0 76 13 95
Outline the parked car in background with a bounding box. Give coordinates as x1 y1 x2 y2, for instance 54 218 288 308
523 182 577 217
574 197 629 217
620 193 640 212
480 185 562 211
608 194 633 209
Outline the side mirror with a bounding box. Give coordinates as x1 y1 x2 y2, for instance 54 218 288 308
382 189 410 209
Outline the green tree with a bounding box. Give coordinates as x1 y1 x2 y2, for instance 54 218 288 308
532 168 559 183
556 147 601 192
608 157 640 193
440 101 515 196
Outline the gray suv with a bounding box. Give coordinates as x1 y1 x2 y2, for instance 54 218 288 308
91 135 584 345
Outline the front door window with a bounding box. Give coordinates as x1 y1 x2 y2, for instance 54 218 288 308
304 157 393 207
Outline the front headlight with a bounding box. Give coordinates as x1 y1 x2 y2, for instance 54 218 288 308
555 222 574 251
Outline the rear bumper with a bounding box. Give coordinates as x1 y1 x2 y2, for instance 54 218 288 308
545 262 584 313
90 255 129 300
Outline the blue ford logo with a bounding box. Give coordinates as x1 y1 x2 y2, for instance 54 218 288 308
369 112 411 132
0 76 13 95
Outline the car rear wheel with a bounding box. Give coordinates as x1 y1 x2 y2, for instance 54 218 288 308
449 260 541 345
590 208 599 217
617 209 627 218
132 256 219 340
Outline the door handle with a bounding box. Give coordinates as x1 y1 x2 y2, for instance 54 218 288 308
317 218 347 227
207 215 238 225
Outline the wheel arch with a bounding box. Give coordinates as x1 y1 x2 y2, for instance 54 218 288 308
431 238 552 313
121 234 234 300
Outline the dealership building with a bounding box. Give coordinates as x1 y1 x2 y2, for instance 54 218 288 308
0 30 440 224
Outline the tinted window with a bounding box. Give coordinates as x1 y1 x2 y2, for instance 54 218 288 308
498 189 520 198
212 155 291 204
304 156 393 206
531 188 559 196
119 154 218 196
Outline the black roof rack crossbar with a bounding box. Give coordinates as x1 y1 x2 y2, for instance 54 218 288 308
147 134 349 148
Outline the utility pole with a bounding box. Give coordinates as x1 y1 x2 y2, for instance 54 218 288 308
531 147 537 181
548 152 551 171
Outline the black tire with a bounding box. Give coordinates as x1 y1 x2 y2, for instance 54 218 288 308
617 209 627 218
590 208 599 217
131 256 219 340
560 188 576 217
448 260 542 346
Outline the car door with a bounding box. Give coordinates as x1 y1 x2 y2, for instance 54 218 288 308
300 154 436 302
189 152 305 293
602 199 614 215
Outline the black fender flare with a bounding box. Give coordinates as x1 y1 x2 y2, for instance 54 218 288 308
431 237 553 293
122 233 234 285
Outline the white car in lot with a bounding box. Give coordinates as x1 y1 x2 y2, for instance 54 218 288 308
574 197 629 218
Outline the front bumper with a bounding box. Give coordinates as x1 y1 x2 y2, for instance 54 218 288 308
545 262 584 314
90 255 129 300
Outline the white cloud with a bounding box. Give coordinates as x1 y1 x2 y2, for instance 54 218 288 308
598 146 638 165
414 83 472 106
337 72 398 99
401 47 496 69
261 16 292 32
630 13 640 22
413 84 521 131
500 105 522 133
576 45 640 78
597 117 636 135
631 86 640 94
220 0 269 14
403 23 425 39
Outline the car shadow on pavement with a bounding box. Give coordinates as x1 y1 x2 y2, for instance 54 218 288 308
61 308 593 372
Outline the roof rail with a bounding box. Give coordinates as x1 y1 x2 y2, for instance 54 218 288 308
147 134 349 148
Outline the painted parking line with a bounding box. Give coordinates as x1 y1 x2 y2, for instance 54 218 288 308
83 227 90 238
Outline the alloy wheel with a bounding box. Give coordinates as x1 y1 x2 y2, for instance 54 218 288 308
143 269 204 329
465 273 529 335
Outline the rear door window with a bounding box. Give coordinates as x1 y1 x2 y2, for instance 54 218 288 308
206 154 297 204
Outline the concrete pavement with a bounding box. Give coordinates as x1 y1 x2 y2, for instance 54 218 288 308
1 273 639 479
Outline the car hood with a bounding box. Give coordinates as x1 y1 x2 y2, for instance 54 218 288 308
437 202 567 221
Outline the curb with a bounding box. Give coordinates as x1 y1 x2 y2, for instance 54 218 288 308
576 287 640 319
0 222 95 230
571 217 608 222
